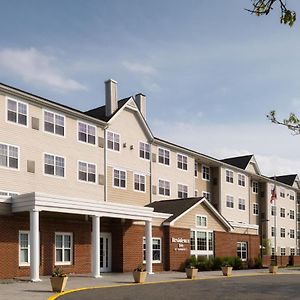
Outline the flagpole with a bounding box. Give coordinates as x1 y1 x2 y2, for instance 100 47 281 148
274 176 277 264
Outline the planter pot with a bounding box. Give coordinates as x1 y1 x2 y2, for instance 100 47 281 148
133 271 147 283
186 268 198 279
269 265 278 274
221 266 233 276
50 276 68 293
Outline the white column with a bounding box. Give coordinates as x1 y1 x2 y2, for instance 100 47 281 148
30 209 41 282
145 220 153 274
92 215 101 278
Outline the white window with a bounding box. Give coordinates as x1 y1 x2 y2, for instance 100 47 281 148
297 248 300 256
194 190 198 197
280 189 285 198
78 122 96 145
238 198 246 211
19 231 30 266
237 242 247 261
271 206 276 216
7 98 28 126
226 170 233 183
177 154 187 170
0 190 19 197
253 203 259 215
78 161 96 183
238 174 245 187
194 161 198 177
281 247 286 256
202 191 211 201
44 110 65 136
55 233 72 265
290 210 295 220
143 237 161 263
158 148 170 165
252 181 258 194
271 247 275 256
139 142 150 160
202 165 210 181
290 192 295 201
134 173 146 192
291 248 295 256
44 153 65 177
226 195 234 208
290 229 295 239
178 184 188 198
113 169 126 188
196 215 207 227
107 131 120 151
280 228 285 238
271 227 275 237
159 179 170 196
0 143 19 170
191 230 213 253
280 208 285 218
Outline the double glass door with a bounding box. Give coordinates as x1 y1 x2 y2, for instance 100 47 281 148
100 232 111 272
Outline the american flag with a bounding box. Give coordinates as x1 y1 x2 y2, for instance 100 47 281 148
270 186 277 203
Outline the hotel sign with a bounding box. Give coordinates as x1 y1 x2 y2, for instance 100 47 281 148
171 237 190 252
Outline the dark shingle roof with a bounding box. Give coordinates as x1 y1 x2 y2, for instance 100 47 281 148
220 155 253 170
269 174 297 187
146 197 202 223
85 98 131 121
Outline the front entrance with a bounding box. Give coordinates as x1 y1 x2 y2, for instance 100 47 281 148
100 232 112 272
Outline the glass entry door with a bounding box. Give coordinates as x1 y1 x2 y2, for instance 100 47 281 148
100 232 112 272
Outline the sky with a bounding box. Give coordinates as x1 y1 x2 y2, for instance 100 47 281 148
0 0 300 176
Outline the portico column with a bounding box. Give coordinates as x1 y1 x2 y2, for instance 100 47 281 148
30 209 41 282
145 220 153 274
92 215 101 278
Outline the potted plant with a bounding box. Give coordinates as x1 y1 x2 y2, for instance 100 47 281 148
185 257 198 279
269 261 278 274
221 260 233 276
50 266 68 292
133 263 147 283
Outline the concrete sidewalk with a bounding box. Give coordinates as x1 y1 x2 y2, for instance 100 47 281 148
1 268 300 300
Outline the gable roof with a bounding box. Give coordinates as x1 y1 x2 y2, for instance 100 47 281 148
220 154 253 170
269 174 298 187
146 197 232 230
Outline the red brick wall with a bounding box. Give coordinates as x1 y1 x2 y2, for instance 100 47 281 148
292 256 300 266
263 255 293 267
215 231 260 259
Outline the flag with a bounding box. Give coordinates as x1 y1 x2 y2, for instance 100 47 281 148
270 186 277 203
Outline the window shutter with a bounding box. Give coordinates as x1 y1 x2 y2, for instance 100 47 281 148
31 117 39 130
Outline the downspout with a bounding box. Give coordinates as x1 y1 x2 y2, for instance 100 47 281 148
149 138 153 203
104 126 108 202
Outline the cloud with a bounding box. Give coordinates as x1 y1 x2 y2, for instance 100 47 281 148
122 60 157 75
0 48 87 92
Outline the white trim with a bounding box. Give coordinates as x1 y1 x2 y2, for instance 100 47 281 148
252 203 259 215
6 96 29 128
77 160 97 184
202 191 211 201
143 237 162 264
195 214 208 228
112 168 127 189
133 172 146 193
238 198 246 211
225 169 234 184
77 120 97 147
42 109 66 138
0 142 20 171
55 232 73 266
177 183 188 198
252 181 258 194
177 153 188 171
158 178 171 197
106 130 121 153
202 164 210 181
157 147 171 167
43 152 66 179
19 230 30 266
237 173 246 188
138 141 151 161
226 194 234 209
280 207 286 218
229 221 259 230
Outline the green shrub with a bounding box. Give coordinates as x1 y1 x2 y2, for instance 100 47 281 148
232 256 242 270
187 255 197 268
254 257 262 269
213 257 223 270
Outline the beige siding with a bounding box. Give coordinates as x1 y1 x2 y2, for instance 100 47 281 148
173 203 227 232
232 227 257 235
0 93 105 201
249 182 260 225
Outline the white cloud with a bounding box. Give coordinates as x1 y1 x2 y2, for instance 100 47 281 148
0 48 87 92
122 60 157 75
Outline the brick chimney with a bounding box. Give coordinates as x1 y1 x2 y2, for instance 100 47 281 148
105 79 118 117
135 93 146 119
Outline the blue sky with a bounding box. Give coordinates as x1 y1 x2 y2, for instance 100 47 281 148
1 0 300 175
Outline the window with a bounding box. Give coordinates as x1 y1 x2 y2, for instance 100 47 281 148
194 190 198 197
253 203 259 215
280 189 285 198
19 231 30 266
196 215 207 227
290 229 295 239
178 184 188 198
290 192 295 201
238 174 245 187
139 142 150 160
280 228 285 238
203 191 211 201
281 247 286 256
252 181 258 194
159 180 170 196
297 248 300 256
0 143 19 170
113 169 126 188
202 165 210 181
107 131 120 151
191 230 213 255
237 242 247 261
226 170 233 183
78 122 96 145
55 233 72 265
271 247 275 256
291 248 295 256
78 161 96 183
44 154 65 177
198 231 207 251
298 231 300 239
238 198 246 211
297 213 300 222
226 195 234 208
143 238 161 263
271 206 276 216
7 98 28 126
0 190 19 197
194 161 198 177
44 110 65 136
290 210 295 220
177 154 187 170
158 148 170 165
134 173 146 192
280 208 285 218
271 227 275 237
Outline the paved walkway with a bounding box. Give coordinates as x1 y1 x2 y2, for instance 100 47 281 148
1 268 300 300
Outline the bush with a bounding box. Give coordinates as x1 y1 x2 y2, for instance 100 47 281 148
232 256 242 270
213 257 223 270
254 257 262 269
186 255 197 268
